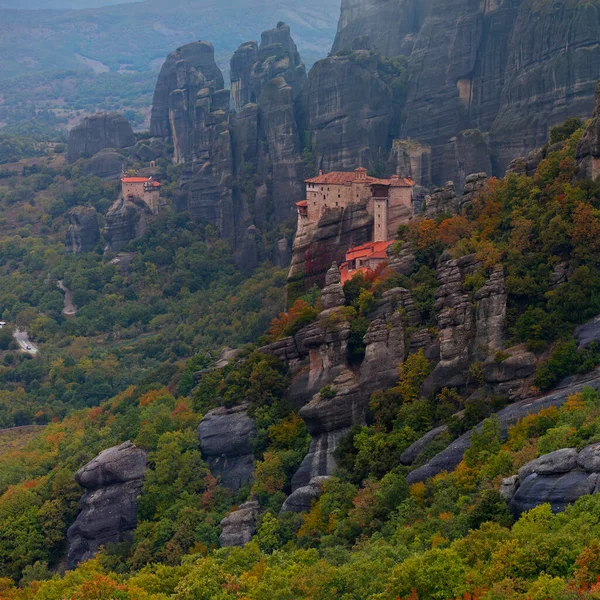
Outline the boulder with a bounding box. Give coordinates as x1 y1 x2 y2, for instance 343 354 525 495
82 149 125 179
575 315 600 350
66 441 147 569
198 404 256 492
67 112 135 163
280 476 330 514
321 263 346 312
219 499 260 547
66 207 100 254
518 448 578 481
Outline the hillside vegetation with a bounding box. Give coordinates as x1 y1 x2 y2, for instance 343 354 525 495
0 120 599 598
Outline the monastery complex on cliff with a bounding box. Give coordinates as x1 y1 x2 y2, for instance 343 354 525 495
295 167 415 283
121 176 161 214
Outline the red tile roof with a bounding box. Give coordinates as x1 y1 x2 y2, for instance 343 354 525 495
121 177 150 183
151 181 161 187
305 171 414 187
296 200 308 207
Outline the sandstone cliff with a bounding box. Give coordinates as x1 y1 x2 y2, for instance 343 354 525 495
104 195 152 253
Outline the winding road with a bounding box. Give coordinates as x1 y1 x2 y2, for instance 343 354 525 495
13 329 38 355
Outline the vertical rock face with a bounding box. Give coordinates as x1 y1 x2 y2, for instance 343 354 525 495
67 112 135 163
197 404 256 493
389 139 432 188
149 41 224 148
398 0 600 180
292 369 366 490
104 196 152 253
288 202 373 291
230 22 306 225
66 207 100 254
301 50 394 172
577 82 600 181
422 254 508 395
441 130 492 193
332 0 434 58
67 442 147 570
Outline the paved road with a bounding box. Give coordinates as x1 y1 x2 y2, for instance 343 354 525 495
13 329 38 355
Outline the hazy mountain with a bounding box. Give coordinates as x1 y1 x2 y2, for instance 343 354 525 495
0 0 340 80
0 0 136 7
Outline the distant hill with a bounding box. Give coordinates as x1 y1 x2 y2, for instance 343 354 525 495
0 0 136 7
0 0 340 81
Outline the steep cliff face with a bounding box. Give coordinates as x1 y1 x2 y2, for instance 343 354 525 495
104 196 152 253
332 0 600 183
300 49 394 173
66 207 100 254
67 442 146 570
288 202 373 292
149 41 224 155
332 0 433 58
67 112 135 164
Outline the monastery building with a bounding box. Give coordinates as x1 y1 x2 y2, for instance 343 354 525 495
121 176 161 214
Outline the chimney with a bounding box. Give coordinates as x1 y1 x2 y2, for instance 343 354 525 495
319 170 323 176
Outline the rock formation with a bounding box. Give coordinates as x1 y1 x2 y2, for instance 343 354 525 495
441 131 492 193
292 369 365 490
197 404 256 492
149 41 224 151
501 445 600 515
280 476 329 514
67 441 147 569
331 0 600 184
388 139 432 189
82 149 126 179
576 81 600 181
408 367 600 484
219 499 260 547
104 196 152 253
300 49 394 173
422 255 507 396
67 112 135 163
66 207 100 254
288 202 373 292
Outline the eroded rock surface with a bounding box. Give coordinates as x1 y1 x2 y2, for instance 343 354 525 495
67 112 135 163
67 441 147 569
502 445 600 515
104 196 152 253
198 404 256 492
66 207 100 254
280 476 330 514
219 499 260 547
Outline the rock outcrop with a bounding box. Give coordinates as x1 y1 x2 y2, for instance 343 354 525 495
332 0 433 58
280 476 329 514
66 207 100 254
67 441 147 570
576 81 600 181
82 149 126 179
197 404 256 492
300 49 394 173
502 445 600 515
104 196 152 253
67 112 135 163
219 499 260 547
388 139 432 189
422 255 507 396
288 202 373 292
292 369 366 490
149 41 224 152
408 367 600 484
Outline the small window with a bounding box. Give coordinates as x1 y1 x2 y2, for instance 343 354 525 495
336 202 339 206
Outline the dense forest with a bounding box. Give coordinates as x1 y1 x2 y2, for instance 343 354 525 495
0 118 598 598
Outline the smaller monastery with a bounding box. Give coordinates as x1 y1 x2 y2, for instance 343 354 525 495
121 176 161 214
339 240 394 284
